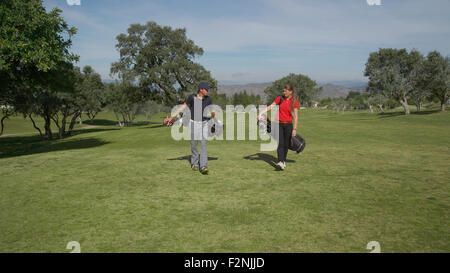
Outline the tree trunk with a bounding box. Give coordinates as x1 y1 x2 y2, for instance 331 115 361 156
29 114 43 137
51 115 62 139
399 98 410 115
87 111 98 124
1 115 8 136
0 109 10 136
60 115 67 138
44 114 53 139
416 103 421 112
441 101 446 111
122 113 127 126
115 112 123 127
369 105 374 114
78 113 83 125
68 111 81 135
378 104 384 113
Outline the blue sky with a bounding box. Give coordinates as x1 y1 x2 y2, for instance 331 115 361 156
43 0 450 85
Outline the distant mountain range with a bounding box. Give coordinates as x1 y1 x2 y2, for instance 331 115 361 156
217 82 272 99
102 79 368 99
218 81 368 100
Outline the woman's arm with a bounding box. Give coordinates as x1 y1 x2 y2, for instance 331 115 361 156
257 102 277 120
292 107 298 136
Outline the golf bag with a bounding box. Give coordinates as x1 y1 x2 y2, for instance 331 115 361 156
257 96 284 135
289 134 306 154
207 118 223 138
257 117 306 154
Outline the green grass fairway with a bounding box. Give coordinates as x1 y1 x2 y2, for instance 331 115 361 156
0 109 449 252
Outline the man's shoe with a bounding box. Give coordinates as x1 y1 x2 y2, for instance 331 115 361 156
282 162 286 169
200 167 209 175
192 165 199 171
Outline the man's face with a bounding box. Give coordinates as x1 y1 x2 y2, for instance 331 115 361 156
200 89 208 96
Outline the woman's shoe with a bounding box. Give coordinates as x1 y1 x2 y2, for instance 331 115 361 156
276 161 285 170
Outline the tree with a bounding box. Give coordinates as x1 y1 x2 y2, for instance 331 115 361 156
365 48 423 115
0 0 78 139
110 21 216 106
77 66 106 123
330 97 348 114
363 95 376 114
105 81 143 127
208 89 229 109
0 105 12 136
264 73 322 106
346 91 365 110
421 51 449 111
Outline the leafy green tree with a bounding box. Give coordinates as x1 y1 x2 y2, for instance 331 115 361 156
320 97 332 106
77 66 106 123
229 90 262 107
409 63 431 112
421 51 449 111
46 65 105 138
346 91 365 110
363 95 376 114
0 0 78 139
373 93 388 112
105 81 143 126
346 91 361 102
110 21 216 106
330 97 348 114
208 89 229 109
364 48 423 115
0 105 12 136
264 73 322 106
137 100 163 120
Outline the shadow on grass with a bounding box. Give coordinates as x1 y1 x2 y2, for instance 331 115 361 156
138 124 167 129
0 128 116 159
378 109 442 118
70 128 120 136
167 155 219 163
83 119 161 127
243 153 295 170
83 119 117 126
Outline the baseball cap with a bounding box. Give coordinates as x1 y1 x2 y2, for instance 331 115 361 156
198 82 210 91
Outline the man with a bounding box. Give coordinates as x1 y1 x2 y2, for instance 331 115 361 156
164 82 215 174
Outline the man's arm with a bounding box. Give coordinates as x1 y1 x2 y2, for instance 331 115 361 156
163 103 187 124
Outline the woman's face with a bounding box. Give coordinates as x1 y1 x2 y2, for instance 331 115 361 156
283 88 292 97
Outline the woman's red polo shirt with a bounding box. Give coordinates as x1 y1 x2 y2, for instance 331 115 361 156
273 96 299 122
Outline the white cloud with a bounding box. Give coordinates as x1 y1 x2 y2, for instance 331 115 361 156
45 0 450 82
153 0 449 55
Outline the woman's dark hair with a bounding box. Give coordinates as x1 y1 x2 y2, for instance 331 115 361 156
284 84 298 113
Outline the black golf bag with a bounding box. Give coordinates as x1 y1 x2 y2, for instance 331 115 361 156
257 117 306 154
289 134 306 153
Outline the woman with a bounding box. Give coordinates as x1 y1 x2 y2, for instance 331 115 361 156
258 84 299 170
